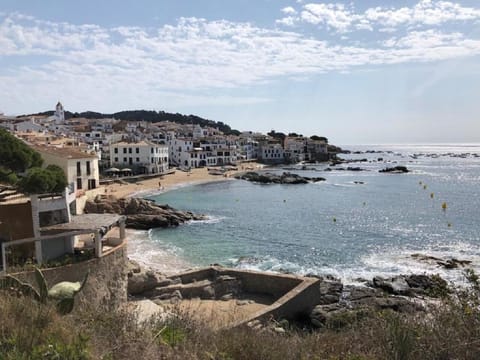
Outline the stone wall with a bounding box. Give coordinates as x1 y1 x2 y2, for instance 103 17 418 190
13 242 128 310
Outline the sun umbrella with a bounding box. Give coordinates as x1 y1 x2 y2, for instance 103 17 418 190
105 167 120 172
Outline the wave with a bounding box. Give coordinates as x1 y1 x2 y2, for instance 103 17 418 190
127 229 190 274
186 215 226 225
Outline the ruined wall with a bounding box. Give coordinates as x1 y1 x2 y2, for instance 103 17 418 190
14 242 128 310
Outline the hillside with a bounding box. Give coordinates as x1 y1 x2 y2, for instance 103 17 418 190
21 109 241 136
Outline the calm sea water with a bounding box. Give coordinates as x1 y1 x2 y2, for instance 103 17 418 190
129 144 480 284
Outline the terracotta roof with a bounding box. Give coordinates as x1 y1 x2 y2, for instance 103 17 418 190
31 144 98 159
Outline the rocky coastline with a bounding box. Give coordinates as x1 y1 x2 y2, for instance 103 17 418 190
84 195 207 230
127 259 456 330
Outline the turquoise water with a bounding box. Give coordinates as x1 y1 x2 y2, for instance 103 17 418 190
130 144 480 283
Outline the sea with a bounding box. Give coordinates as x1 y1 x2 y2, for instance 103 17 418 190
128 144 480 285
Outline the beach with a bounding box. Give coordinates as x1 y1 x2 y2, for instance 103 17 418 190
104 164 263 199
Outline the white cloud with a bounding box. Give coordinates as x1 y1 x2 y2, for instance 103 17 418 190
281 6 297 15
277 0 480 33
300 3 356 32
1 13 480 113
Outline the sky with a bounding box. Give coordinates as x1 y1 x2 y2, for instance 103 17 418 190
1 0 480 144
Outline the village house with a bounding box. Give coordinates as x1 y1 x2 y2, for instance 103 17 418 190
31 144 100 198
109 140 169 174
258 141 285 164
284 137 307 163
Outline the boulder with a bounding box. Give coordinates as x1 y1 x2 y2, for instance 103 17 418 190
318 278 343 305
128 270 165 296
372 276 412 295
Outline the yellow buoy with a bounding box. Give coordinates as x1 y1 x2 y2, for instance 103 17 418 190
333 217 337 223
448 223 452 227
430 193 434 199
423 185 427 190
442 202 447 211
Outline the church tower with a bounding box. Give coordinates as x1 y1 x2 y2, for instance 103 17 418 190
55 101 65 124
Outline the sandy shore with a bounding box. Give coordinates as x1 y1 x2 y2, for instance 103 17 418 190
104 164 264 199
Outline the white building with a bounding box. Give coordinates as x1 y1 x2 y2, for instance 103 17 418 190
110 141 169 174
167 133 238 168
31 144 100 197
13 118 44 133
258 142 285 164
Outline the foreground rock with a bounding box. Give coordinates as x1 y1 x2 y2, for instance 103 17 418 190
379 166 409 173
310 273 449 329
235 171 325 184
84 195 207 230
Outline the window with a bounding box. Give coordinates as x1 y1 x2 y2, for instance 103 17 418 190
136 147 139 153
136 157 140 162
124 157 127 162
86 161 91 175
77 178 82 190
76 161 81 176
114 148 118 154
115 157 118 162
151 148 154 154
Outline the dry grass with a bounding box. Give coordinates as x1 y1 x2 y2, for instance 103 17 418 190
2 278 480 359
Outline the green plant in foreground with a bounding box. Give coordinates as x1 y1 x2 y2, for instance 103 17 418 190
0 267 89 314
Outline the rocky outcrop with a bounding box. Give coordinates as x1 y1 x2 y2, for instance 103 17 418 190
84 195 207 230
235 172 325 184
127 260 175 295
310 273 449 329
379 166 409 173
411 254 472 269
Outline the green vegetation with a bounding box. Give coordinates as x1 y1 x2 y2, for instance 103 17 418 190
0 129 67 194
310 135 328 142
18 165 68 195
2 271 480 359
0 268 89 315
0 129 42 184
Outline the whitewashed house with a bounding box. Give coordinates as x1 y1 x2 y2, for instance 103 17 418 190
258 142 285 164
109 140 169 174
32 144 100 195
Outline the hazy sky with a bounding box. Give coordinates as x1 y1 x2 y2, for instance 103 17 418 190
1 0 480 144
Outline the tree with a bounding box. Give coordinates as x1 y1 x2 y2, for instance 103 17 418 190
288 133 302 138
0 129 43 179
267 130 286 142
18 166 67 195
0 129 67 194
310 135 328 143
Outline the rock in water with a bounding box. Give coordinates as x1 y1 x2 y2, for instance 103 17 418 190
379 166 409 173
84 195 207 230
235 171 325 184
